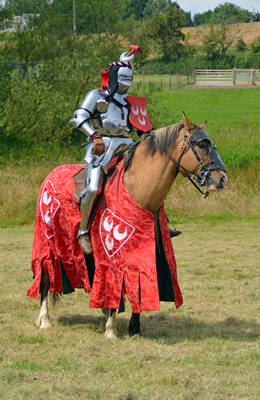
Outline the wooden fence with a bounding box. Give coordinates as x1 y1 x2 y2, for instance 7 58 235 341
133 73 193 93
195 69 260 86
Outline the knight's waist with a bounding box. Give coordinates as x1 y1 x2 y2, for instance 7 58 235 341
95 127 131 136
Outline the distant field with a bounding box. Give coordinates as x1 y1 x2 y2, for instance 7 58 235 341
182 21 260 46
0 220 259 400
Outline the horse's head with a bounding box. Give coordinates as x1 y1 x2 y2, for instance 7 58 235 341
174 113 228 195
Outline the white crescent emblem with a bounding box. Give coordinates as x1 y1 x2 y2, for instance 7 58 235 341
104 216 113 232
132 106 139 116
140 107 147 116
138 116 146 126
44 211 52 226
113 225 127 241
105 235 114 250
43 190 52 205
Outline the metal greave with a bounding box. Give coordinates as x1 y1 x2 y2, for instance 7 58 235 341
79 164 101 232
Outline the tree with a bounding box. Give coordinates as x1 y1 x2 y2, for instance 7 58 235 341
143 0 172 19
139 2 185 62
202 23 234 62
250 36 260 54
235 38 247 52
184 11 193 27
4 0 47 14
127 0 148 20
193 10 213 26
193 3 251 26
211 2 250 24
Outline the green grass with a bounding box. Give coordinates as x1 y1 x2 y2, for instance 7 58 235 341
148 87 260 168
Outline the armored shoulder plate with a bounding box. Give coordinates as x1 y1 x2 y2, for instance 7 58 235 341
80 89 106 114
70 89 107 135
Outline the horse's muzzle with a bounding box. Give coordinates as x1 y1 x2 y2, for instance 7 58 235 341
208 172 228 192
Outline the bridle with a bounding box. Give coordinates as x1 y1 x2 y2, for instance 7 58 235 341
165 128 225 199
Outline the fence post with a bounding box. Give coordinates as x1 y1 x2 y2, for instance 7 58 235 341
232 69 236 85
169 77 172 90
251 69 255 85
160 79 162 91
193 69 195 84
149 80 151 92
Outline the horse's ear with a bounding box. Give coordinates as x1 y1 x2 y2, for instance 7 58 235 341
199 120 208 130
182 111 194 131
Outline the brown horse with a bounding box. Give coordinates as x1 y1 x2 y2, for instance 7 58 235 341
34 114 227 338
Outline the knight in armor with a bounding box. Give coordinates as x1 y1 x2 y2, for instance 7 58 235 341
70 45 181 254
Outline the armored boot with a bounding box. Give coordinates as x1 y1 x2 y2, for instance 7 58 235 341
78 198 93 255
78 164 101 254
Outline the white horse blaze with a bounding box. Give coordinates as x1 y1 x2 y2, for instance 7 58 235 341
113 225 128 241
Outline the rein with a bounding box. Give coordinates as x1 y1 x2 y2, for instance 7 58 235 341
165 130 209 199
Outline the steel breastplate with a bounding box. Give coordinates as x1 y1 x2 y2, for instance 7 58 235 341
94 102 130 135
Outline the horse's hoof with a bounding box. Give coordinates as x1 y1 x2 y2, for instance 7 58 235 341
34 318 41 329
35 317 51 330
128 330 142 337
40 320 51 330
105 329 117 339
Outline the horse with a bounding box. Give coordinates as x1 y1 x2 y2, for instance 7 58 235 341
31 114 228 338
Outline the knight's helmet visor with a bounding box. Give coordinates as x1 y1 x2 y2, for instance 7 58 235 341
117 66 133 88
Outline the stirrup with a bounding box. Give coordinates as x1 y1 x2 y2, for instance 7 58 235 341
169 226 182 238
77 229 88 239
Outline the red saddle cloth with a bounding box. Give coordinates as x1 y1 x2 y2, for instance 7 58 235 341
27 160 183 313
27 164 90 299
90 159 183 313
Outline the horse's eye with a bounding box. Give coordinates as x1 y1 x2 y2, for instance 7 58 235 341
198 142 208 150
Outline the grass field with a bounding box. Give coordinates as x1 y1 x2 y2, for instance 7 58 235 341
149 87 260 169
0 220 259 400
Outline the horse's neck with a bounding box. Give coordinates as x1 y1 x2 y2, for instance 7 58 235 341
124 143 177 212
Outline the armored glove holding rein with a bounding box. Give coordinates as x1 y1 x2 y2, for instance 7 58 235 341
92 133 105 155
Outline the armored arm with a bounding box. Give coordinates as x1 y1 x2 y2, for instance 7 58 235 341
70 89 101 137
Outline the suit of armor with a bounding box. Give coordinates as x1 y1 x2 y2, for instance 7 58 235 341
70 51 141 252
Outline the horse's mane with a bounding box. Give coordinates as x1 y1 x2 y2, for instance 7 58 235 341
143 122 184 156
124 122 184 171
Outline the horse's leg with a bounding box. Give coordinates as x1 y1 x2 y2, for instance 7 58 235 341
35 267 51 329
105 309 117 339
128 313 141 336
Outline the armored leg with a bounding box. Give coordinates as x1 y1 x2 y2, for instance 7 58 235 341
78 163 101 254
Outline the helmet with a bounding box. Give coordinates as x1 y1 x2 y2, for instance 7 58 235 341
101 45 141 95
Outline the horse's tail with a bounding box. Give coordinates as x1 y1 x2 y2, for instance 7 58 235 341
49 292 61 306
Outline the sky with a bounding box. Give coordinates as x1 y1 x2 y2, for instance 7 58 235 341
177 0 260 15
